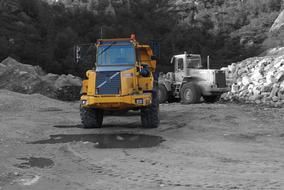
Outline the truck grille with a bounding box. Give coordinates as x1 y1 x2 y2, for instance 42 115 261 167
96 71 121 94
215 71 226 88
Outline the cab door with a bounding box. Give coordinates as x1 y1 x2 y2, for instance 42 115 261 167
174 56 185 83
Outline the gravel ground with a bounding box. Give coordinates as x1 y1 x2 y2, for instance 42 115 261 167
0 90 283 190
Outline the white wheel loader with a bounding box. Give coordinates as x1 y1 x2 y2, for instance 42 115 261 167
158 52 229 104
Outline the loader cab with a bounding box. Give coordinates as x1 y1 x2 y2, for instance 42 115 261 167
171 53 202 83
186 54 202 69
171 53 202 72
171 54 186 83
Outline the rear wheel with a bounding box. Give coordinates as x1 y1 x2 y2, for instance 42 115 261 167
80 105 104 128
158 84 168 103
141 91 159 128
180 82 201 104
203 95 220 103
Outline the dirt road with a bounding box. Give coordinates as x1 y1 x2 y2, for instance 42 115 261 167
0 90 283 190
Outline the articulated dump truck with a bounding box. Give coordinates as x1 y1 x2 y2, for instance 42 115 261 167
76 35 159 128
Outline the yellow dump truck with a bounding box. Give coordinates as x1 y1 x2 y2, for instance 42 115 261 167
75 35 159 128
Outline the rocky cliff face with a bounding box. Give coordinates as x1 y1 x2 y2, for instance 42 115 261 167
270 9 284 33
45 0 197 16
46 0 132 15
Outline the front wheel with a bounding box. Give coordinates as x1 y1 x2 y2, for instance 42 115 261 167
141 91 159 128
80 106 104 128
180 82 201 104
158 84 168 104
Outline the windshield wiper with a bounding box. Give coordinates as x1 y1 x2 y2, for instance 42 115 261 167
97 41 116 57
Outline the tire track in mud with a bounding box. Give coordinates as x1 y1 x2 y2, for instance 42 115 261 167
63 140 197 188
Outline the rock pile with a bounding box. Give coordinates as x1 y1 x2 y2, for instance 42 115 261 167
222 55 284 107
0 57 82 101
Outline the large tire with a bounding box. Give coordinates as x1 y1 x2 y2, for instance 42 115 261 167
158 84 168 104
141 91 159 128
80 106 104 128
180 82 201 104
203 95 220 103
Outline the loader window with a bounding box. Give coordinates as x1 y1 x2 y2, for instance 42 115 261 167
186 55 202 68
97 45 135 66
177 58 184 70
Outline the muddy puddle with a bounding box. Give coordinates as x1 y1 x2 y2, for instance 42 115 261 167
14 157 54 169
53 125 81 128
53 123 140 129
29 133 164 148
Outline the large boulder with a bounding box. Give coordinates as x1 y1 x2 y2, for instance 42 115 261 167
270 9 284 33
0 57 82 101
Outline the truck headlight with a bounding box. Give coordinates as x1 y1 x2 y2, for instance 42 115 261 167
135 99 144 104
81 100 87 105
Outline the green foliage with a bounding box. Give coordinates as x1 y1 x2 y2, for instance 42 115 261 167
0 0 282 76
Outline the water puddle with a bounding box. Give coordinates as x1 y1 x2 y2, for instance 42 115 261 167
53 124 139 129
14 157 54 169
38 107 63 112
29 133 164 148
53 125 81 128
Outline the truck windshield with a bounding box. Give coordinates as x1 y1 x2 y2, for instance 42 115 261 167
97 44 135 66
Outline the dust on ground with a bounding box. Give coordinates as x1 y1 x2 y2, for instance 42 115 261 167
0 89 283 189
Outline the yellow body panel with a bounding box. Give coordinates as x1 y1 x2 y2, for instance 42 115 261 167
138 45 156 71
81 93 152 110
120 68 135 95
138 75 153 91
81 67 154 110
86 70 96 96
81 80 88 94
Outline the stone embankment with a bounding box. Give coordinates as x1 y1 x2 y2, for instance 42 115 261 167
0 57 82 101
222 55 284 107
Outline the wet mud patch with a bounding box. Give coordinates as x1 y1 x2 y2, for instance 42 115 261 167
159 122 187 132
53 125 82 128
38 107 63 112
218 157 243 164
225 132 270 142
224 115 238 120
29 133 164 148
53 123 139 129
14 157 54 169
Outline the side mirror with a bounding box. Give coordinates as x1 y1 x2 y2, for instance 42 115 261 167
74 45 81 64
73 44 96 64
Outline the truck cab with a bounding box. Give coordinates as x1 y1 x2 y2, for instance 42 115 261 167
159 52 229 104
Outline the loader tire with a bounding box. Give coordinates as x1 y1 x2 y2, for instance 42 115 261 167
203 95 220 103
141 91 159 128
180 82 201 104
80 106 104 128
158 84 168 104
